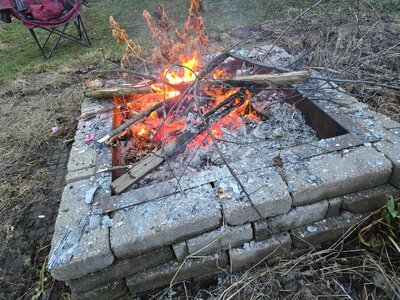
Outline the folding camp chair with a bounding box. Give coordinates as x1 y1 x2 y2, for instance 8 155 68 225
9 0 91 59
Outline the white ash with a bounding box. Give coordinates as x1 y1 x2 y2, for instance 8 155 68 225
130 100 317 189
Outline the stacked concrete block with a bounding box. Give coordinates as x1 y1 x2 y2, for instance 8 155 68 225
48 90 400 298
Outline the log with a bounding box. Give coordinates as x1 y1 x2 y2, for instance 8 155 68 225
84 84 151 98
223 71 309 87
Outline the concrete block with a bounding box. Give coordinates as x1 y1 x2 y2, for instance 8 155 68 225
66 167 96 184
186 224 253 256
268 200 329 233
68 247 174 293
48 180 114 281
73 279 128 300
291 212 364 248
172 242 189 262
326 197 342 217
230 234 291 271
110 186 222 258
126 253 228 294
374 141 400 187
285 146 392 206
253 221 269 241
81 98 105 114
221 168 292 225
341 184 400 213
67 148 97 172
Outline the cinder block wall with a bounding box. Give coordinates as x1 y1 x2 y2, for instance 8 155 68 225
47 92 400 299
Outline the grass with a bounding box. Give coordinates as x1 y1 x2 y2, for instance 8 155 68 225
0 0 323 82
1 0 399 82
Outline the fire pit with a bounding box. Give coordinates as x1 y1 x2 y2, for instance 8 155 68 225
47 4 400 299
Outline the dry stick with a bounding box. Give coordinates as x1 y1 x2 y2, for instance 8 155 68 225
223 71 309 86
90 67 177 89
227 52 291 73
310 76 400 91
260 0 324 61
97 102 163 143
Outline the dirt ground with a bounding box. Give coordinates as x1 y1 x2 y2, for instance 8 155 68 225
0 1 399 300
0 70 84 299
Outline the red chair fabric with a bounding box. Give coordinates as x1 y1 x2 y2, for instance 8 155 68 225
10 0 82 29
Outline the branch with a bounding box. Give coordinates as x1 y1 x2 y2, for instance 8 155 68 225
97 101 164 144
311 76 400 91
84 84 151 98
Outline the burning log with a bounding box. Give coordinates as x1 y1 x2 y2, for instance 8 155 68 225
84 84 152 98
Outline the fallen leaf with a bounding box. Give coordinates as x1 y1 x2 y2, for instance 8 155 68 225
215 186 231 200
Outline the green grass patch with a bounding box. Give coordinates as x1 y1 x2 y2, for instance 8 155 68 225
0 0 398 82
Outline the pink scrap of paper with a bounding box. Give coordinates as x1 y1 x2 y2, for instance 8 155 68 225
51 127 59 133
84 133 95 142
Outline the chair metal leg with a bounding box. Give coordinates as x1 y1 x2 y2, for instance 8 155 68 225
29 29 47 59
27 15 91 59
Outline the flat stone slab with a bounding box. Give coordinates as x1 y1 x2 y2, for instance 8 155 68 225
126 253 228 294
340 184 399 213
284 146 392 206
230 234 291 270
267 200 329 233
186 224 253 256
48 179 114 281
73 279 128 300
110 185 222 258
68 247 173 293
374 140 400 187
291 212 365 248
220 168 292 225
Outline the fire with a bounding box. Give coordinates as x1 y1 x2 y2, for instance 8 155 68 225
138 128 146 136
114 51 261 162
164 51 199 84
151 51 199 99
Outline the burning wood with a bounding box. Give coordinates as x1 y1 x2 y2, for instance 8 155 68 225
84 84 151 98
93 1 312 194
111 87 252 194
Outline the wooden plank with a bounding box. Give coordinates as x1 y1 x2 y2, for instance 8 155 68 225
100 181 177 213
111 130 197 194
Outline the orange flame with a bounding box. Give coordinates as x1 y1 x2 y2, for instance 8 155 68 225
151 51 199 99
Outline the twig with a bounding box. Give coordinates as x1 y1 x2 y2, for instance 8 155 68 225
98 102 164 144
227 52 290 73
310 76 400 91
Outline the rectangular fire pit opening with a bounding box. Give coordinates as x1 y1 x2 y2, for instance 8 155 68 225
289 93 349 139
48 58 400 299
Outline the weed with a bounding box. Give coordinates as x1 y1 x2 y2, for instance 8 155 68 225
359 195 400 253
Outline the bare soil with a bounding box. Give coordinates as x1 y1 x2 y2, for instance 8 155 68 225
0 70 84 299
